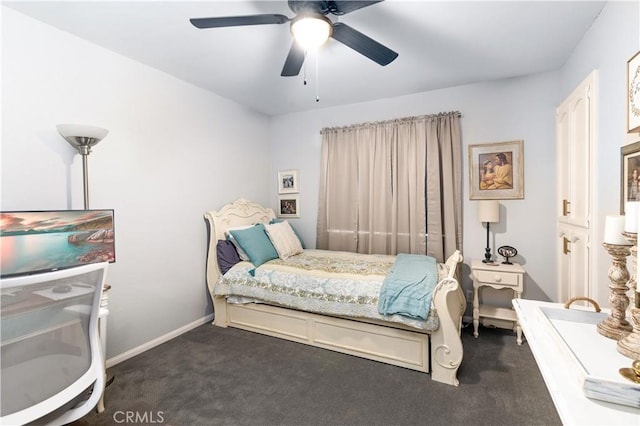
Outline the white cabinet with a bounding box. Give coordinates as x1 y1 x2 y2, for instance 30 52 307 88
556 71 597 302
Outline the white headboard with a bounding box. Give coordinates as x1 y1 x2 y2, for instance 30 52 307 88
203 199 276 298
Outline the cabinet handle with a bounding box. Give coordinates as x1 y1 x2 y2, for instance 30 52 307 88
563 236 571 254
563 199 571 216
494 276 502 282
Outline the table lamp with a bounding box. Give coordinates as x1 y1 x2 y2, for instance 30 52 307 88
478 200 500 263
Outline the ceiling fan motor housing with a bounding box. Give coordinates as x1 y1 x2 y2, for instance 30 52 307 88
288 1 330 15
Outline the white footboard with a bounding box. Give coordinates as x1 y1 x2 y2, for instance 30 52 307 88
430 277 465 386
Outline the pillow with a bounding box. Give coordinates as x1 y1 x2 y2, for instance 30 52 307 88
225 225 253 261
228 223 279 268
264 220 304 260
216 240 241 275
269 218 305 248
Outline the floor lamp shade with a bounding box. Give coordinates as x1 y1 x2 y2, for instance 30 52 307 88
57 124 108 209
57 124 108 155
478 200 500 223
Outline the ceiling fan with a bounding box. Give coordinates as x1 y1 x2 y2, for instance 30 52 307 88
190 1 398 77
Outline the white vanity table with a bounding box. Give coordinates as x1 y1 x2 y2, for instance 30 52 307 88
513 299 639 425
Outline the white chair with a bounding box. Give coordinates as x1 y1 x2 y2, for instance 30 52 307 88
1 262 108 425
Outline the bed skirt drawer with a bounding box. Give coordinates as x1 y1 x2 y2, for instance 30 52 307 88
225 303 430 372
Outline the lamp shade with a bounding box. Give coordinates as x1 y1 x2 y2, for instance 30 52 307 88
478 200 500 223
57 124 108 155
291 14 332 50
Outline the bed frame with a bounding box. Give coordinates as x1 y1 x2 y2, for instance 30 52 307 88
204 199 465 386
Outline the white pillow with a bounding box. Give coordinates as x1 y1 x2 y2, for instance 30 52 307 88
264 220 303 260
225 224 255 261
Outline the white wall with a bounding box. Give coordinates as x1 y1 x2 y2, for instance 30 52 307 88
559 0 639 305
1 7 271 359
270 71 560 304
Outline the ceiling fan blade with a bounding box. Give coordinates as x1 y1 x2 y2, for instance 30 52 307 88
329 1 384 15
281 41 306 76
190 14 290 29
330 22 398 66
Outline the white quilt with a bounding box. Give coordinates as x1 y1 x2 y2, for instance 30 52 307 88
215 249 442 331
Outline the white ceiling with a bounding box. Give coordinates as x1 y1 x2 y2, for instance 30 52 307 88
4 1 605 116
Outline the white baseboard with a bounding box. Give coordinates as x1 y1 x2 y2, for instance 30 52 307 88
106 313 214 368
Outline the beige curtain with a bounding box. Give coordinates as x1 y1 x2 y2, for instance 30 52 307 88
316 112 462 262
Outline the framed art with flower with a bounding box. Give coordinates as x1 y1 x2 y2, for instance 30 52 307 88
628 50 640 133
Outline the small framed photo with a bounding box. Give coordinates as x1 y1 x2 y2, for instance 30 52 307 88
628 50 640 133
278 169 299 194
621 141 640 213
468 140 524 200
278 195 300 218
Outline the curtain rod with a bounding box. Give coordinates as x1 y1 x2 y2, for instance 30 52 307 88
320 111 462 134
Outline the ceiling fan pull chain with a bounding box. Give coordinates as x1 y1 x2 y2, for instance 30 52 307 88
316 50 320 102
303 48 308 86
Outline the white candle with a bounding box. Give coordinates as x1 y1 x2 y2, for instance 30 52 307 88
604 215 628 245
625 201 640 232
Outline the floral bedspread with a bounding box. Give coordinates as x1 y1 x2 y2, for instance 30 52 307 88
215 249 443 331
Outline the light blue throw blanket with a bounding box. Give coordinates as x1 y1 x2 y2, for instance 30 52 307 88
377 254 438 320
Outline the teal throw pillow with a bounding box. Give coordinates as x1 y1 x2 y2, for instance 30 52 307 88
228 223 279 268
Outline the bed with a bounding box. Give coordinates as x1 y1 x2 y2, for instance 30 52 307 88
204 199 465 386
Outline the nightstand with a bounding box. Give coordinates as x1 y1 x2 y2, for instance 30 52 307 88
471 259 525 345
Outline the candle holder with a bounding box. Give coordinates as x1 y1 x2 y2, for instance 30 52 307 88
598 243 633 340
622 231 638 307
617 231 640 360
618 309 640 360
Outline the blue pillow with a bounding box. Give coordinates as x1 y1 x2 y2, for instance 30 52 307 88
228 223 279 268
269 218 305 248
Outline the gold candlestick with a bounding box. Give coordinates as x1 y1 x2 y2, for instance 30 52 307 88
598 243 633 340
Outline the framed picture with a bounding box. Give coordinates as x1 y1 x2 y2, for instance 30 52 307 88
278 169 299 194
628 50 640 133
620 141 640 213
278 195 300 218
468 140 524 200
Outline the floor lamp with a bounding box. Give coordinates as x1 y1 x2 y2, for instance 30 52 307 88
478 200 500 263
56 124 113 403
57 124 109 209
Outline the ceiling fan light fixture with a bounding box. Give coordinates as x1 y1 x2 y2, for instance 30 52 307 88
291 14 332 50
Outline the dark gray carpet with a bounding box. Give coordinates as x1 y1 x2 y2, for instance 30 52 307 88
72 323 560 426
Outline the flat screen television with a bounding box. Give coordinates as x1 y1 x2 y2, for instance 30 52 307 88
0 210 115 278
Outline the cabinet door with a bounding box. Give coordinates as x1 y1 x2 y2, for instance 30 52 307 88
556 71 596 228
556 71 596 303
557 225 591 302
